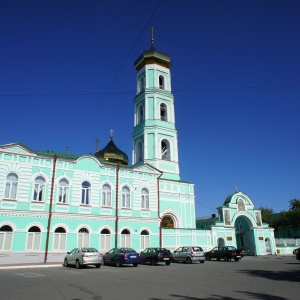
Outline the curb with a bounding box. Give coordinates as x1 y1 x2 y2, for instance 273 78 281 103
0 263 62 270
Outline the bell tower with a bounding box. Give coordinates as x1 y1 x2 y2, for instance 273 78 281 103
132 34 180 180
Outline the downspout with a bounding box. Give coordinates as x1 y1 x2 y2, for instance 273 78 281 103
115 163 120 247
157 172 163 247
44 154 57 263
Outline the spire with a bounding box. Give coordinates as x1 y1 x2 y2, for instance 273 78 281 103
150 27 155 49
110 129 114 140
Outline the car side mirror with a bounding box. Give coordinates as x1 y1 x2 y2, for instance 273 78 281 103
105 252 108 255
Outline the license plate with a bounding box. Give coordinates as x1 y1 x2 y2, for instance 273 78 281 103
163 258 169 260
130 256 137 258
236 256 241 258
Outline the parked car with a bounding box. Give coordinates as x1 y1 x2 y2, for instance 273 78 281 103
205 246 242 262
63 247 103 269
103 248 140 267
140 247 173 265
293 247 300 261
173 246 205 264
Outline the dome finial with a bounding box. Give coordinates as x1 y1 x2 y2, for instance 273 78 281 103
149 26 155 49
109 129 114 140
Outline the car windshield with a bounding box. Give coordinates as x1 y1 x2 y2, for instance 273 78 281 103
193 247 203 251
227 246 237 251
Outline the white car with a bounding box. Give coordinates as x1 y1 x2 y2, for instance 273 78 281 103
172 246 205 264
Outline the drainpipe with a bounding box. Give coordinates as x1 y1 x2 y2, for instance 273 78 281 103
115 163 120 247
157 172 163 247
44 155 57 263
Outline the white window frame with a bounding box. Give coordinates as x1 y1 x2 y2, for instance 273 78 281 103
0 226 13 251
121 186 130 208
58 178 69 204
26 227 41 251
100 229 111 251
121 230 131 247
4 173 18 199
33 176 45 202
102 184 112 207
81 181 91 205
53 227 66 251
141 188 149 209
140 230 150 250
78 228 89 247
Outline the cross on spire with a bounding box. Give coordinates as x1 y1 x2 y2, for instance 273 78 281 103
95 138 100 152
110 129 114 139
149 27 155 47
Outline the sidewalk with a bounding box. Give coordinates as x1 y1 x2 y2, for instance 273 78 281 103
0 262 62 270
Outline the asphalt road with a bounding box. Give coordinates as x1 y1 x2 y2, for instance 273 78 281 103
0 256 299 300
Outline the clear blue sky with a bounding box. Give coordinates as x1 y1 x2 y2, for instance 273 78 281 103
1 0 299 217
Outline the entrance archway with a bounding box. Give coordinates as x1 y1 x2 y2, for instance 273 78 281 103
217 238 225 247
234 216 254 255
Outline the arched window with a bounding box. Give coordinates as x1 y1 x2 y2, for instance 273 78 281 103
159 75 165 89
53 227 66 250
161 140 170 161
4 173 18 199
161 215 174 228
33 176 45 201
26 226 41 251
100 229 111 251
121 229 131 247
122 186 130 208
136 141 143 163
217 237 225 247
102 184 111 206
81 181 91 205
0 225 13 251
78 228 89 247
140 230 149 250
139 76 145 92
141 188 149 209
160 103 168 121
137 104 144 124
58 178 69 203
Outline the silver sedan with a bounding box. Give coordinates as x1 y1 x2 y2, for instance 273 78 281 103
63 247 103 269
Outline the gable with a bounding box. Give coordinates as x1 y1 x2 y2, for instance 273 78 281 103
133 163 162 176
0 143 36 155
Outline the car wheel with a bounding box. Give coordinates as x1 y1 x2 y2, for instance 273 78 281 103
75 260 81 269
186 257 192 264
95 264 101 268
200 260 205 264
234 257 240 262
63 259 68 267
224 256 229 262
205 256 211 261
115 259 122 268
151 259 156 266
217 258 220 261
133 263 138 267
165 261 171 266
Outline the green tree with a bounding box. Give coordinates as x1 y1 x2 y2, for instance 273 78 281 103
259 207 274 225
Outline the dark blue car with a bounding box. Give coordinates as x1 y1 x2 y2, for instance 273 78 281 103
103 247 140 267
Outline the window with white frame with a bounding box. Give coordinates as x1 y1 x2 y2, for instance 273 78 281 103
122 186 130 208
0 225 13 251
160 103 168 121
81 181 90 204
58 178 69 203
140 230 150 250
141 188 149 209
33 176 45 201
102 184 111 206
121 229 131 247
139 76 145 92
4 173 18 199
78 228 89 247
53 227 66 251
159 75 165 89
26 226 41 251
161 140 170 161
100 229 111 251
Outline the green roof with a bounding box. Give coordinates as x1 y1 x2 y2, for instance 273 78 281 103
34 150 80 160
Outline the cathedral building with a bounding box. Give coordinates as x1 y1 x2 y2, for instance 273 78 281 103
0 43 276 264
